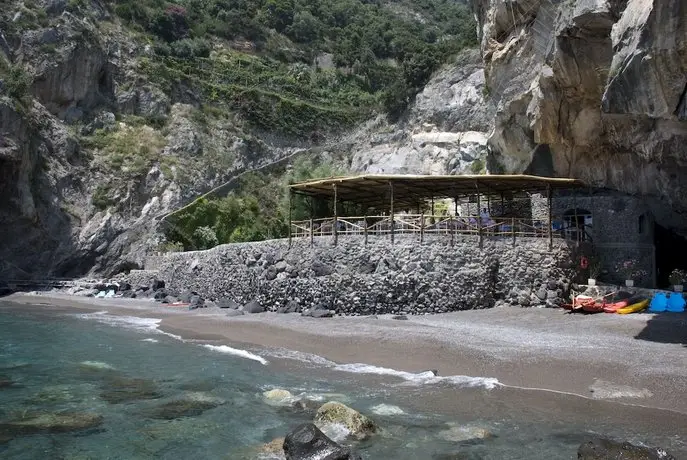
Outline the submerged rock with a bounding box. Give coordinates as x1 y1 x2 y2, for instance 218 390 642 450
283 423 362 460
142 396 222 420
259 437 285 456
437 424 494 443
577 438 675 460
263 389 295 406
0 376 17 389
0 412 103 435
100 376 162 404
314 401 377 440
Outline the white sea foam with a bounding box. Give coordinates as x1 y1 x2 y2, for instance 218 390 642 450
317 422 351 443
142 338 159 343
79 360 116 370
202 344 269 365
332 363 500 389
73 312 183 340
74 312 162 333
370 403 405 416
262 348 336 367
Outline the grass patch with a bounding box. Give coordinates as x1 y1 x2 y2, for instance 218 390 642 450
84 124 166 179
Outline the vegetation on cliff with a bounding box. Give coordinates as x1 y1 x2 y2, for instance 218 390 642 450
164 156 342 250
117 0 476 134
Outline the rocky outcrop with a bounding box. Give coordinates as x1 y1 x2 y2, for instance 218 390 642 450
472 0 687 234
577 438 676 460
283 423 362 460
314 401 377 440
350 49 495 175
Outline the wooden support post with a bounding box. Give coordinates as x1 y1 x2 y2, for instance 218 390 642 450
309 197 314 247
450 214 455 247
454 197 458 216
333 184 338 246
500 193 505 216
512 217 516 247
476 185 483 248
547 184 553 249
389 181 395 245
288 188 293 248
364 215 368 245
573 188 579 244
420 211 424 244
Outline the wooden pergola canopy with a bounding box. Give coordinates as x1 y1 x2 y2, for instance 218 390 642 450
289 174 586 209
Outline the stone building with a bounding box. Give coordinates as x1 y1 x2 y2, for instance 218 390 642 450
548 189 658 287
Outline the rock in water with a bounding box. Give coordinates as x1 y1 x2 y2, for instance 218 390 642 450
259 437 285 456
100 377 162 404
577 438 675 460
0 412 103 435
315 401 377 440
142 398 221 420
263 389 295 406
244 300 264 314
283 423 362 460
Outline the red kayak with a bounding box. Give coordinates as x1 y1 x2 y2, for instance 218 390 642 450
603 300 629 313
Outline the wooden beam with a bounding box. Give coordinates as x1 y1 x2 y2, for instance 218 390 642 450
476 184 483 248
288 188 293 248
333 184 338 246
389 181 395 245
309 196 314 247
364 215 368 245
547 184 553 249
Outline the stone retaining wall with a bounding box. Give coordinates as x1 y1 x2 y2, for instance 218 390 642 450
127 236 576 314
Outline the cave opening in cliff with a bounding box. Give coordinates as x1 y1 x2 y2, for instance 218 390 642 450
654 224 687 289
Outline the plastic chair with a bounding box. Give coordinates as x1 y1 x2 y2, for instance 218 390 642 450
666 293 686 313
648 293 668 313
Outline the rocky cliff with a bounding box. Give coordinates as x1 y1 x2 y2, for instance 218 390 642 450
349 49 495 175
471 0 687 232
0 1 318 280
2 0 686 281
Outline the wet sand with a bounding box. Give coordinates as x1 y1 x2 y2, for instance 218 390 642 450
3 293 687 417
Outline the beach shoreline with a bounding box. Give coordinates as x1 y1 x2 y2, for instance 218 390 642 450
3 292 686 418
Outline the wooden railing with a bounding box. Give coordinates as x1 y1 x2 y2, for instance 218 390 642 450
291 215 563 243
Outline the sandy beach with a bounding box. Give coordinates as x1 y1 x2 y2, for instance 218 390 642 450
3 292 686 418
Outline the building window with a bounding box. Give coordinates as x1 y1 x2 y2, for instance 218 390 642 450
638 214 646 234
563 209 592 242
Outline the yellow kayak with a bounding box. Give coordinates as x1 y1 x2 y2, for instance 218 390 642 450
617 299 649 314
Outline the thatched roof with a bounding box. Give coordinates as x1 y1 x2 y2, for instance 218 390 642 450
289 174 586 209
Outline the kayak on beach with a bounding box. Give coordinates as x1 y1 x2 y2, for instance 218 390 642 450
616 299 650 314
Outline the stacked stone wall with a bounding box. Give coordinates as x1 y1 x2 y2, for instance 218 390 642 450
129 236 576 314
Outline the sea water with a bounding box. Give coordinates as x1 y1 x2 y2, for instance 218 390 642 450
0 302 684 459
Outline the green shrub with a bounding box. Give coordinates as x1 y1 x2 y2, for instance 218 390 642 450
470 158 485 174
92 185 113 210
164 156 348 250
2 64 33 101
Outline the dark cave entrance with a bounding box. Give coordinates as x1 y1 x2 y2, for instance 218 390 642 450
655 224 687 288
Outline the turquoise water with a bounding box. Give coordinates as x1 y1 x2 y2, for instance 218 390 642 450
0 303 685 459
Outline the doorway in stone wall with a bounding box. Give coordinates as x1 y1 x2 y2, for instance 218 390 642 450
654 224 687 288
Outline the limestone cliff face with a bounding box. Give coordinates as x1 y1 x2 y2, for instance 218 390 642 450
472 0 687 231
349 49 495 175
0 2 302 280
